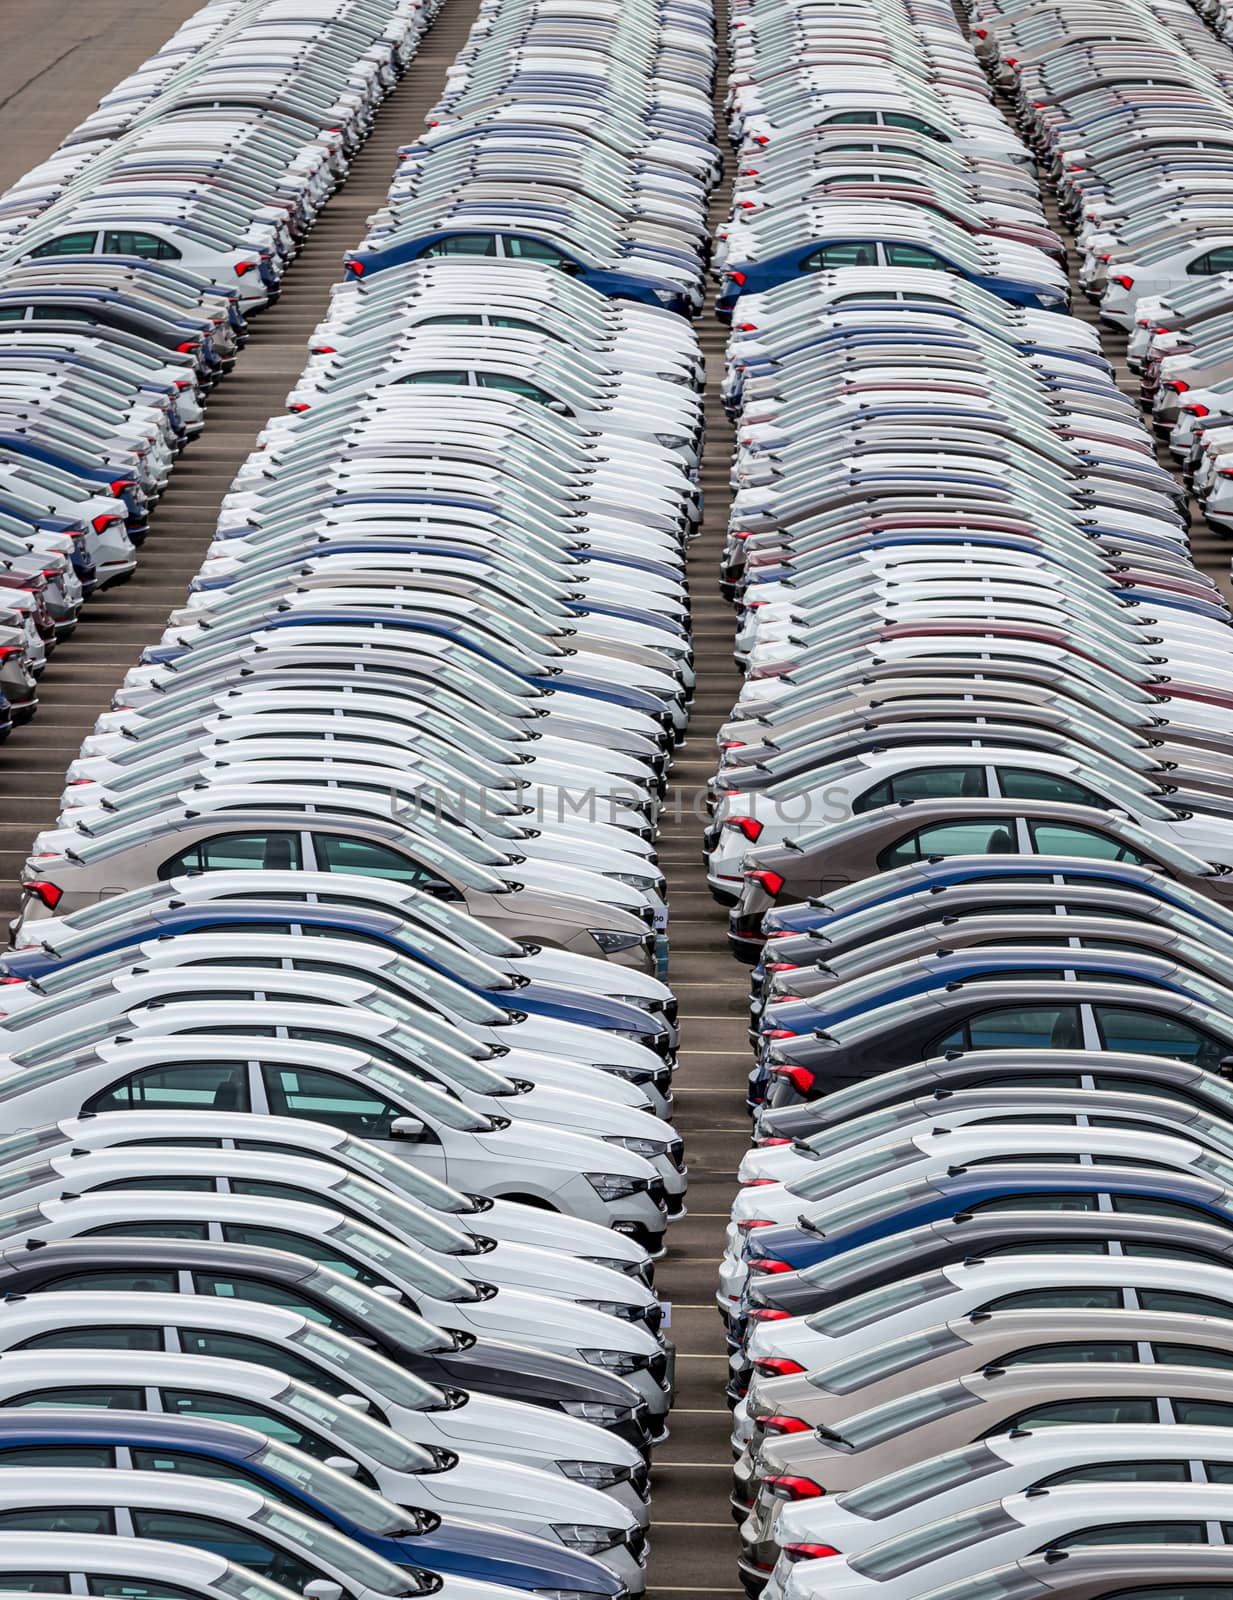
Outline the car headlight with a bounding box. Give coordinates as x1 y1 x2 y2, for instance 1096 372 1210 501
600 1062 671 1087
653 433 691 451
586 1172 650 1201
557 1459 631 1489
604 1136 666 1160
551 1525 625 1556
651 288 678 305
579 1347 644 1375
589 929 644 955
580 1299 641 1322
559 1404 630 1426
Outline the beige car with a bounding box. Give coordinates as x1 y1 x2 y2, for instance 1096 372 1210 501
733 797 1233 945
14 798 656 968
739 1308 1233 1564
746 1363 1233 1513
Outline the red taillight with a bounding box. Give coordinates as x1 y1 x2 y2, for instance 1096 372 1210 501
762 1028 795 1040
754 1357 806 1378
24 881 62 909
109 480 133 496
311 345 337 355
764 1473 823 1500
347 260 366 277
763 1416 810 1436
738 322 758 331
234 261 257 277
728 270 748 286
1112 275 1135 290
756 1137 791 1147
749 1258 792 1274
726 815 763 842
176 341 197 354
784 1544 839 1562
748 1307 792 1322
737 1217 775 1232
742 1179 777 1187
1165 379 1189 394
749 869 785 896
1185 403 1210 418
91 514 117 533
288 403 310 413
770 1063 816 1097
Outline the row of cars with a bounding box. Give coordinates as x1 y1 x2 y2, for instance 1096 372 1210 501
0 0 433 735
974 0 1233 538
0 0 724 1598
706 0 1233 1594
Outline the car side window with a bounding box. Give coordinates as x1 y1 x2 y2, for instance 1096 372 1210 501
38 1270 179 1294
3 1386 145 1410
933 1003 1085 1053
800 242 879 271
1028 822 1148 863
102 231 181 260
260 1063 408 1137
476 372 561 407
131 1448 269 1491
855 767 989 813
1154 1345 1233 1369
129 1509 322 1591
0 1509 115 1534
310 833 457 896
1052 1522 1209 1548
84 1062 251 1115
29 232 98 258
1002 1398 1159 1428
191 1272 365 1338
883 243 952 271
177 1327 343 1392
0 1445 115 1468
15 1327 164 1353
1093 1008 1226 1071
0 1578 69 1593
884 112 945 137
1189 249 1233 275
218 1224 382 1287
969 1193 1102 1214
980 1287 1125 1311
504 236 572 266
997 769 1108 807
158 832 302 876
1003 1341 1137 1365
418 234 498 257
87 1222 210 1241
878 819 1019 870
1035 1461 1191 1486
1175 1402 1233 1427
1138 1290 1233 1321
90 1580 216 1600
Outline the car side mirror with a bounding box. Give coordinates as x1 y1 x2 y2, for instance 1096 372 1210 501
557 260 582 274
391 1115 425 1139
304 1582 344 1600
325 1456 360 1478
338 1392 371 1412
546 400 570 415
372 1282 402 1300
1220 1054 1233 1077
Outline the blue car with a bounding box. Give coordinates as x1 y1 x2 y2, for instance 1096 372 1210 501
741 1162 1233 1278
748 854 1233 956
0 1412 627 1598
0 897 668 1048
716 236 1069 320
0 433 148 535
343 228 693 315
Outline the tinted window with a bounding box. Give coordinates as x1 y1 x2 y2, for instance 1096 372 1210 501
505 237 572 266
855 768 988 813
101 231 180 259
879 819 1020 870
884 243 951 270
312 834 451 894
418 235 498 257
129 1509 320 1591
998 770 1108 807
1038 1461 1191 1485
33 1270 178 1293
1094 1009 1226 1071
85 1062 250 1114
984 1288 1124 1311
1139 1291 1233 1320
1055 1522 1207 1547
15 1327 163 1353
177 1328 341 1392
0 1446 114 1468
260 1064 402 1137
7 1386 144 1409
159 833 301 876
1004 1342 1137 1364
1029 822 1148 864
191 1273 362 1336
801 242 879 270
0 1508 114 1533
29 232 97 257
0 1579 68 1593
935 1004 1084 1053
1004 1398 1158 1427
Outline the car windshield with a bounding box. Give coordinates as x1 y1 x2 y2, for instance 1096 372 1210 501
302 1270 446 1354
335 1137 468 1213
839 1443 1005 1519
275 1381 433 1472
251 1502 419 1595
255 1443 415 1536
808 1270 953 1335
329 1219 476 1301
289 1322 441 1409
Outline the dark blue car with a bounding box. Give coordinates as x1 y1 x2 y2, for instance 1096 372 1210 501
343 228 692 316
0 1411 627 1597
716 236 1068 320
